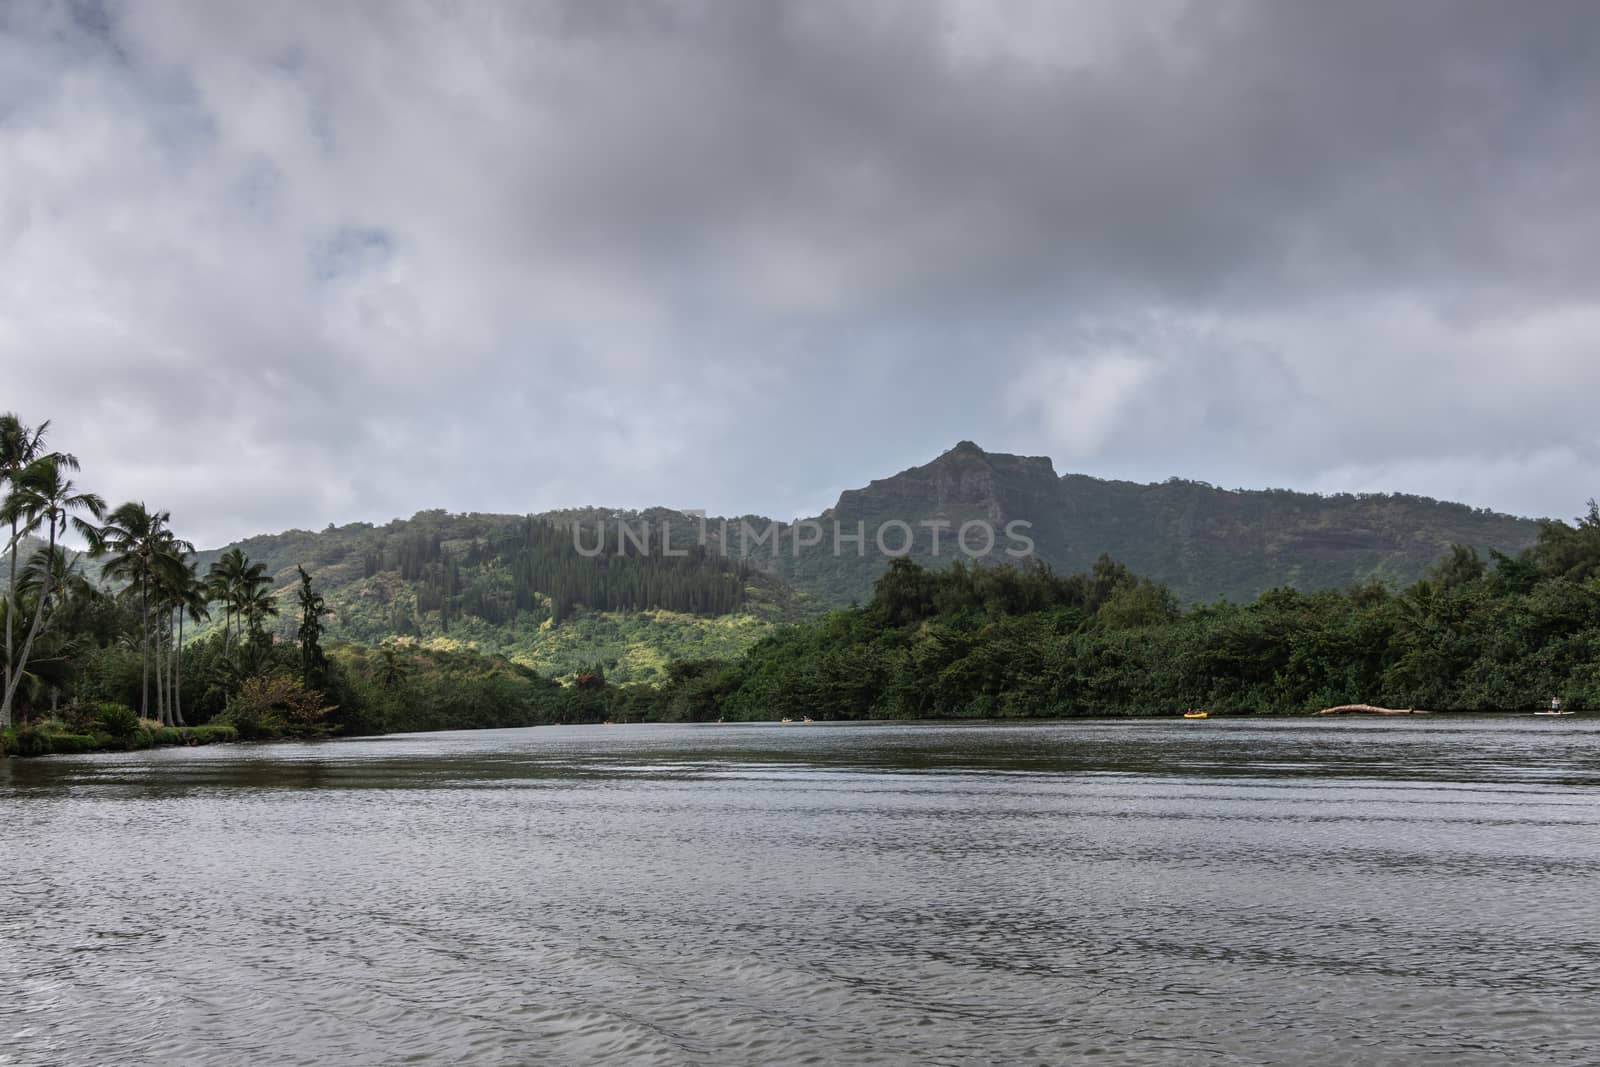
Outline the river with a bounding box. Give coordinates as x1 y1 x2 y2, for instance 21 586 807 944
4 717 1599 1065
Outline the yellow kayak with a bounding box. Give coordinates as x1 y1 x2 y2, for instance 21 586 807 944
1183 711 1209 720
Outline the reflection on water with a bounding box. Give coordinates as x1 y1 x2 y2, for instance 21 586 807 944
4 717 1600 1065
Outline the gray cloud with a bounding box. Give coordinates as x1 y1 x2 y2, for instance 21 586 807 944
2 0 1598 545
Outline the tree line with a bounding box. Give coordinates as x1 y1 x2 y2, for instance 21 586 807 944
638 515 1600 721
0 413 338 741
368 516 747 628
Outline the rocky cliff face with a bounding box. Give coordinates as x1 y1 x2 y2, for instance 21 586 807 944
827 441 1061 527
779 442 1541 604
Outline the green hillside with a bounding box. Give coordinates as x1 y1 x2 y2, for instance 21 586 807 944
190 509 815 682
178 443 1546 679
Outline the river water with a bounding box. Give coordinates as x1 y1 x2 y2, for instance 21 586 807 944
3 717 1599 1065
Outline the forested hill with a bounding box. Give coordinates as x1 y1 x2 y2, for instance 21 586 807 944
771 442 1544 604
184 443 1547 678
188 510 808 682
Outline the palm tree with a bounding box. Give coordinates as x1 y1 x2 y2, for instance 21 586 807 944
94 502 192 722
0 414 78 705
5 545 85 719
207 548 245 651
170 564 209 727
240 580 280 644
206 548 269 651
377 644 409 689
151 550 201 726
0 457 104 727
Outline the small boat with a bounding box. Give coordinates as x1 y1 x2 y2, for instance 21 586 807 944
802 717 814 723
1182 710 1208 720
781 718 794 724
1534 710 1574 716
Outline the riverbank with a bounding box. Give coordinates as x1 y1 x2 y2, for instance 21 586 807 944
1 720 240 757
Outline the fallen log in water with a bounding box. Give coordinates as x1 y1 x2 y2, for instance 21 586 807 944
1315 703 1426 716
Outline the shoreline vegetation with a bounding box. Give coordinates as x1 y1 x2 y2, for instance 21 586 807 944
4 411 1599 758
3 707 1583 759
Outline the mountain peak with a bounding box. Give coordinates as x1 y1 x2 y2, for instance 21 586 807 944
929 440 1058 476
825 443 1061 526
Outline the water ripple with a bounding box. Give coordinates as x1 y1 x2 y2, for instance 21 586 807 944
4 717 1600 1064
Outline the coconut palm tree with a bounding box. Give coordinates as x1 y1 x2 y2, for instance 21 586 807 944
94 502 192 722
240 580 280 644
0 414 78 702
20 549 102 717
207 548 245 651
0 457 104 727
206 548 270 651
2 545 85 719
149 532 193 727
168 563 209 727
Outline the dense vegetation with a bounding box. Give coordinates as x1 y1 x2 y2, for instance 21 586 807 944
3 409 1594 758
641 518 1600 721
0 412 744 751
360 514 749 626
181 509 805 682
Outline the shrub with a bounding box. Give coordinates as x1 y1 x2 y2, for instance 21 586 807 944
93 703 140 740
218 675 334 740
180 725 238 745
46 732 102 754
7 726 44 755
8 727 102 755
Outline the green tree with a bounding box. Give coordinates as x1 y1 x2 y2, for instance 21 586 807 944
376 643 409 689
1428 544 1487 590
1531 500 1600 583
167 562 210 726
0 457 104 727
240 580 280 646
295 565 331 686
206 548 270 651
0 415 79 714
94 502 192 721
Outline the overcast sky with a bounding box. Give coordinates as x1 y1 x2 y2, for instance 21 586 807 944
4 1 1598 547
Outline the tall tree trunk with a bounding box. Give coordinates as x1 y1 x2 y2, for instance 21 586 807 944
168 609 178 726
155 608 165 726
162 610 173 726
1 519 57 727
164 612 172 725
165 609 173 726
140 573 150 720
175 609 186 726
5 514 16 690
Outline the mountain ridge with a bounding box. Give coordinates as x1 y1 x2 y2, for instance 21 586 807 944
44 442 1539 681
192 441 1547 601
769 441 1541 603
